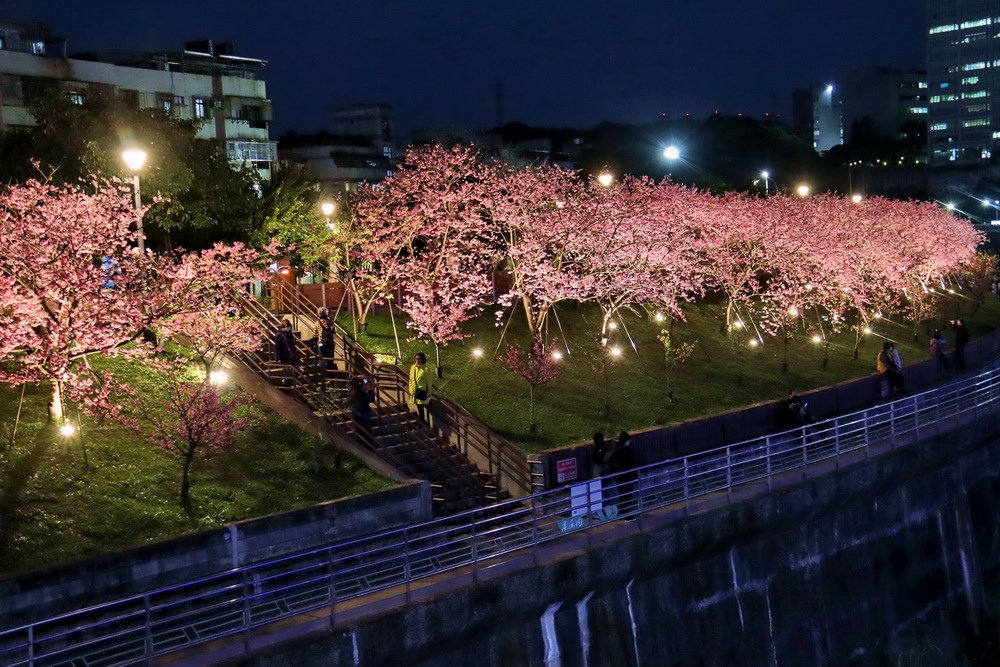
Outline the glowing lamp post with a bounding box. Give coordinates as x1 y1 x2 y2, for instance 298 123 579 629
663 145 681 161
597 171 614 187
121 148 148 252
321 201 336 230
761 170 770 195
796 184 811 198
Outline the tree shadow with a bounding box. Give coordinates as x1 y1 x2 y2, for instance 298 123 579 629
0 434 53 558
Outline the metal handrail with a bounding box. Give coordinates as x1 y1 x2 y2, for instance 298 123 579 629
267 282 532 496
4 363 995 665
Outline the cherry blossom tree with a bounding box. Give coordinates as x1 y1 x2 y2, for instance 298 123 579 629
124 365 251 506
500 334 561 433
0 176 267 421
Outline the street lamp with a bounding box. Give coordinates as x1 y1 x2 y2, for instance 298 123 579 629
796 184 811 198
663 145 681 161
321 201 336 230
760 170 770 195
851 193 863 204
121 148 148 252
597 171 614 187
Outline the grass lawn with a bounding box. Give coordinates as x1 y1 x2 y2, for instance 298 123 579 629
0 357 395 576
340 294 1000 452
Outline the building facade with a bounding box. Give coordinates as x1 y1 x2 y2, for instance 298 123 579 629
843 67 928 144
791 84 843 153
0 22 276 178
279 104 395 191
926 1 1000 164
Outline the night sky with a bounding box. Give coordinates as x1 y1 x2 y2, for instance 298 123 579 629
6 1 924 137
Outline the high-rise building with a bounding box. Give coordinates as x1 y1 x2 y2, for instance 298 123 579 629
791 84 843 153
0 21 277 178
926 2 1000 164
843 67 928 144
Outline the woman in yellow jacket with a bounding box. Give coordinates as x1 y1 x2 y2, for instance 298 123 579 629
408 352 433 423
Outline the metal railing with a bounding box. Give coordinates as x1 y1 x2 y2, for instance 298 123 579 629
2 360 998 666
268 282 532 496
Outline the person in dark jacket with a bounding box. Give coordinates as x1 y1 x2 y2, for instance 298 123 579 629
952 318 970 371
929 329 949 374
592 432 609 477
610 431 638 513
275 319 299 366
348 376 375 427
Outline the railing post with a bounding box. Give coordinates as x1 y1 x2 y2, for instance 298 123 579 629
143 593 154 664
889 401 896 447
726 447 733 504
27 625 33 667
241 570 252 653
765 437 772 493
683 457 690 515
403 527 413 600
470 516 479 584
327 548 338 628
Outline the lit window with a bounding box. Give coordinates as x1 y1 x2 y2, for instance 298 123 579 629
962 62 987 71
962 90 988 99
67 91 85 106
930 23 959 33
909 107 928 114
193 97 207 119
960 18 991 29
963 118 989 127
964 103 990 113
962 76 980 84
931 123 950 131
992 131 1000 139
30 41 44 54
940 82 951 88
919 82 928 89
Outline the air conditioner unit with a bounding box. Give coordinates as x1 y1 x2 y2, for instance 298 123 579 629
212 99 223 108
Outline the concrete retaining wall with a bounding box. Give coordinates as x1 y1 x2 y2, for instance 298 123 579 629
0 481 432 628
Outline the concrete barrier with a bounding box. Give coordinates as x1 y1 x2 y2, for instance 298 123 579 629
0 481 432 628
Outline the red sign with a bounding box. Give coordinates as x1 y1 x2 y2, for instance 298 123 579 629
556 458 578 484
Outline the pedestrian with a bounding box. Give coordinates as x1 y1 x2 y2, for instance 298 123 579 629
274 318 299 366
592 432 609 477
876 342 905 394
951 318 970 371
784 390 816 426
610 431 638 514
348 375 375 428
929 329 949 374
408 351 433 423
316 309 336 370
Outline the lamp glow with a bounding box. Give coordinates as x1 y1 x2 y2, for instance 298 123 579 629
552 350 563 361
608 321 618 331
796 184 811 197
749 338 760 347
597 172 614 187
121 148 147 172
812 334 823 344
851 194 863 203
609 346 622 357
320 201 335 217
208 370 229 385
863 327 872 335
663 145 681 160
733 320 745 330
471 347 484 358
59 423 76 438
788 307 799 317
654 313 665 323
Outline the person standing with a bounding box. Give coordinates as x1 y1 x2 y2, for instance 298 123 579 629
274 319 299 366
877 342 905 394
929 329 950 374
348 376 375 428
952 318 970 372
592 432 609 477
408 352 433 423
610 431 637 514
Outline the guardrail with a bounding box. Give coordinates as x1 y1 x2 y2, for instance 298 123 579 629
4 360 996 666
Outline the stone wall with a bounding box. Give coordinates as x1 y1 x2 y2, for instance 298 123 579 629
247 407 1000 666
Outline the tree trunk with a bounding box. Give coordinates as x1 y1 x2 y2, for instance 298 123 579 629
528 385 536 434
434 341 443 379
48 380 64 422
181 451 195 505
